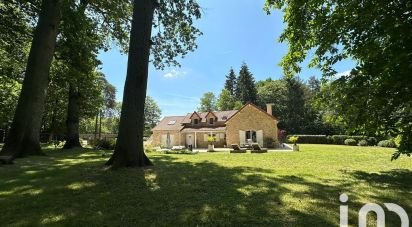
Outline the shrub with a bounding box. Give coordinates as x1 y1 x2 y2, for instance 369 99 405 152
332 135 349 145
344 139 357 146
92 138 116 150
367 137 378 146
378 140 396 148
358 140 368 146
288 136 299 144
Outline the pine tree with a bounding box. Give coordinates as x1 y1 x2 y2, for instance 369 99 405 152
224 68 237 96
236 63 257 104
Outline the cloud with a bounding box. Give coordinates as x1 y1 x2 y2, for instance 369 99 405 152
336 70 351 78
163 69 187 79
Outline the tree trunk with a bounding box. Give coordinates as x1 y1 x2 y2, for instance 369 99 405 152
106 0 155 169
0 0 61 159
63 85 82 149
94 111 98 141
99 110 102 139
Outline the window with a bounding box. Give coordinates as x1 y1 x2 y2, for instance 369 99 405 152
222 116 227 120
193 119 199 125
167 120 176 125
209 118 214 124
245 130 257 143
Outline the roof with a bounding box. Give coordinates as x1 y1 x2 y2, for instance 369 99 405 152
152 116 185 131
225 102 279 122
182 110 238 123
181 127 226 132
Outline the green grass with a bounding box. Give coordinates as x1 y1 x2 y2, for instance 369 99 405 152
0 145 411 226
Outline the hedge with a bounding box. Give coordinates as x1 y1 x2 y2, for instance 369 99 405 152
286 135 328 144
286 135 372 145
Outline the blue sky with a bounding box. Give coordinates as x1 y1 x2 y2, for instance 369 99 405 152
98 0 353 117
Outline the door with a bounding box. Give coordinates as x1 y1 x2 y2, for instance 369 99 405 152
186 134 193 146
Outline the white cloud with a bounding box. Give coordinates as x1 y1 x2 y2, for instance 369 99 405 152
336 70 351 78
163 69 187 79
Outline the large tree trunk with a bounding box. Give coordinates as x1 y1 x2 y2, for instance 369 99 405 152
0 0 61 159
106 0 155 169
63 85 82 149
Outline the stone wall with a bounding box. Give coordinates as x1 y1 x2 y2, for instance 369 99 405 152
226 104 278 148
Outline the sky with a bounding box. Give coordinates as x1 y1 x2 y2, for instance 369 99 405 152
98 0 354 117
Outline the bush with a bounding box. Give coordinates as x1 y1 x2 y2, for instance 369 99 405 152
332 135 349 145
358 140 368 146
288 136 299 144
367 137 378 146
344 139 357 146
92 138 116 150
378 140 396 148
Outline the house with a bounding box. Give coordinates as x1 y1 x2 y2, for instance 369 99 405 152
151 103 279 148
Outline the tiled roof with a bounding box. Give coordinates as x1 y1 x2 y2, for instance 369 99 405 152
152 116 185 131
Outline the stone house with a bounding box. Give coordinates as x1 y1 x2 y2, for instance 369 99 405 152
151 103 279 148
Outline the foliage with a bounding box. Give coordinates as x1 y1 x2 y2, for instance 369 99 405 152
199 92 217 112
367 137 378 146
287 135 328 144
288 136 299 145
224 68 237 96
217 89 236 111
344 139 357 146
91 138 116 150
236 63 257 104
144 96 162 136
358 140 368 146
378 140 396 148
265 0 412 158
256 78 287 118
207 135 217 144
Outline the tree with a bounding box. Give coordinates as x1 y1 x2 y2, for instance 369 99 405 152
199 92 217 112
265 0 412 158
217 89 236 111
236 63 257 104
106 0 202 168
256 78 287 118
144 96 162 136
0 0 62 159
0 0 133 160
224 68 237 96
58 2 105 149
307 76 320 93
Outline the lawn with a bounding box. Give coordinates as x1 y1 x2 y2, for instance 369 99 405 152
0 145 411 226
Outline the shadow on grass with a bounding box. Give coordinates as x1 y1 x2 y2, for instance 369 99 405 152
0 150 410 226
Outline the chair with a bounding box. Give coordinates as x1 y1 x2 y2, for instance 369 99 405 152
251 143 268 153
230 144 247 153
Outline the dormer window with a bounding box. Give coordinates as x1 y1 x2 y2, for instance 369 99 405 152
193 119 199 125
209 118 214 125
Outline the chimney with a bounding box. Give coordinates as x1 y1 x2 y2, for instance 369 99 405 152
266 103 274 116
